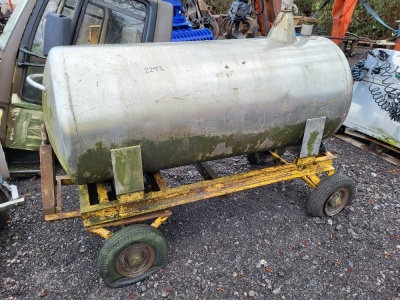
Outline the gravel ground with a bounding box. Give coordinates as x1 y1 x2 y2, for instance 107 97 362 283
1 136 399 300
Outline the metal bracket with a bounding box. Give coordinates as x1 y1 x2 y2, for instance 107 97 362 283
300 117 326 158
111 145 144 196
17 47 46 67
0 197 25 212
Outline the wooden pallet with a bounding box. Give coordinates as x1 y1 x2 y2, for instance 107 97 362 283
334 129 400 166
356 39 395 50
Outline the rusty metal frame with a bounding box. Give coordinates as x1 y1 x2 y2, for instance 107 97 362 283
40 137 336 237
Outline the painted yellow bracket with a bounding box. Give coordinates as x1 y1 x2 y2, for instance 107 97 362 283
77 152 336 228
151 216 170 228
87 217 169 238
89 228 113 239
271 150 333 188
44 152 336 230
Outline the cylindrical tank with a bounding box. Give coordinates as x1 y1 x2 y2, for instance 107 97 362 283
42 9 352 185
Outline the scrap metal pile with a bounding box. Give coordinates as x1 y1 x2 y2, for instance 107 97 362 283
0 8 11 33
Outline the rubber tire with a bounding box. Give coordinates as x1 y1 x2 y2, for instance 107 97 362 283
98 224 167 288
247 148 285 165
0 188 11 229
336 125 346 134
307 174 356 217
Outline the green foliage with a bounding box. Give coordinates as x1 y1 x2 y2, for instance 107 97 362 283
211 0 233 14
211 0 399 40
295 0 317 16
295 0 400 40
295 0 399 40
347 0 398 39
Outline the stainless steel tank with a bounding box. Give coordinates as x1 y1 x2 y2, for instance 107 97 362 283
41 0 353 184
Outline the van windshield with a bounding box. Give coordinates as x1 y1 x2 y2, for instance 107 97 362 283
0 0 29 52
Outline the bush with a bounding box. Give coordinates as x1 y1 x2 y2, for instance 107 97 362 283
211 0 399 40
294 0 398 40
347 0 398 40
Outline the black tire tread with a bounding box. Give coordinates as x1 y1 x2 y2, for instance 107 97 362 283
247 148 285 165
98 224 167 288
247 153 260 164
307 173 356 217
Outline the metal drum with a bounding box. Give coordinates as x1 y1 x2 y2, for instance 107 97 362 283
41 3 352 185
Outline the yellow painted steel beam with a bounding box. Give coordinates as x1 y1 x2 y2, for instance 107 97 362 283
44 210 81 221
151 216 170 228
327 170 335 176
79 185 90 211
153 171 168 190
300 174 321 188
88 228 113 239
97 183 109 204
86 210 172 230
270 151 289 164
80 153 336 228
306 174 321 186
58 175 74 185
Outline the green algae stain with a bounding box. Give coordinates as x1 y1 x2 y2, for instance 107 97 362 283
72 119 342 184
307 131 319 156
112 146 144 194
371 127 399 147
76 141 114 184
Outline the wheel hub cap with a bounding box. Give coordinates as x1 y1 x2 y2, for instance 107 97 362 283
116 243 155 278
330 192 342 208
324 188 349 216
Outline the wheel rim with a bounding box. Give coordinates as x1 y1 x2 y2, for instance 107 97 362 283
115 243 155 278
324 188 349 216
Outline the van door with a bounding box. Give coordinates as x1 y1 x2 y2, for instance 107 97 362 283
6 0 158 152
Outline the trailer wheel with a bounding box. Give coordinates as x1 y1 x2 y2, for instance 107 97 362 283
247 148 285 165
0 189 11 229
98 224 167 288
307 174 356 217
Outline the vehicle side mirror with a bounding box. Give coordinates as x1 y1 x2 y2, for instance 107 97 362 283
43 13 71 56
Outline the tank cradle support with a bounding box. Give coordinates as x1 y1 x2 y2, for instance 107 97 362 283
39 117 357 286
40 117 337 235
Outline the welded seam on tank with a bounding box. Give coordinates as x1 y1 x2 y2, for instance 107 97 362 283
273 12 284 26
61 48 81 144
274 1 291 26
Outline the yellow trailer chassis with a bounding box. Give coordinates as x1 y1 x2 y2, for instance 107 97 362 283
39 122 356 287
